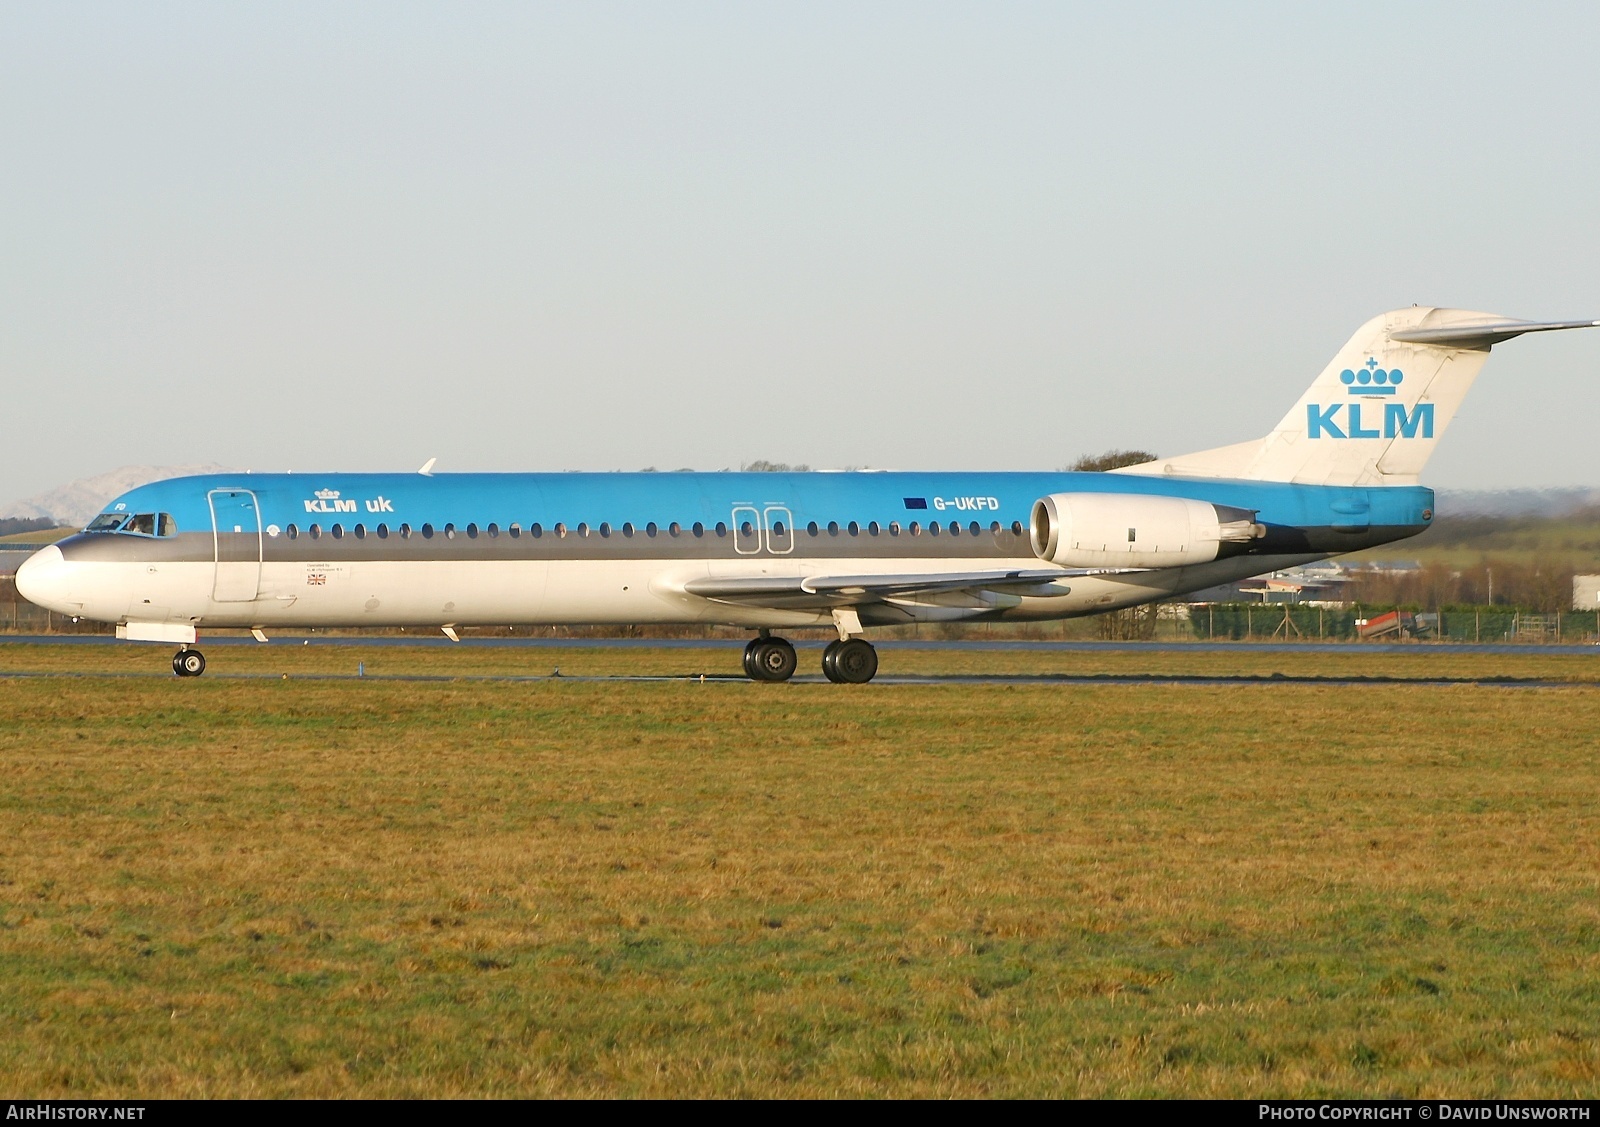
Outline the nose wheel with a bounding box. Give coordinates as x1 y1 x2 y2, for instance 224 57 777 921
172 649 206 678
822 639 878 684
743 636 797 682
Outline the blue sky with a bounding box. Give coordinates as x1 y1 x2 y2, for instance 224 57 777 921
3 2 1598 498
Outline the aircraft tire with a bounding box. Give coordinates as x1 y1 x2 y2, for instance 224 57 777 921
821 640 844 683
173 649 206 678
832 639 877 684
742 639 761 680
748 638 797 682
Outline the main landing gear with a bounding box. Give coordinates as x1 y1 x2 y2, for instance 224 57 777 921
742 634 879 683
743 635 798 682
172 648 206 678
822 638 877 684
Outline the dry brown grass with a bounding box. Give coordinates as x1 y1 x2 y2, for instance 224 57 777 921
1 645 1597 1096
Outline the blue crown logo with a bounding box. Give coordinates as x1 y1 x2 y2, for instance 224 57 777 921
1339 357 1403 396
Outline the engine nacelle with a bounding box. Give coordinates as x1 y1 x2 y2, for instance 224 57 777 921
1030 492 1263 568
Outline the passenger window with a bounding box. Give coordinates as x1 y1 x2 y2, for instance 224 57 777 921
889 522 901 536
310 524 322 539
715 522 727 537
530 523 542 538
400 524 412 539
332 524 344 539
421 524 434 539
1011 521 1023 536
739 521 754 537
847 521 859 536
287 524 299 540
669 522 681 536
807 521 819 536
599 523 611 538
646 522 657 537
827 521 839 536
555 523 566 537
577 523 589 537
692 522 705 538
928 522 940 537
354 524 366 540
467 523 479 539
969 522 980 536
868 521 880 535
622 523 634 537
445 524 456 539
990 521 1001 534
508 523 519 538
377 524 389 539
910 522 921 535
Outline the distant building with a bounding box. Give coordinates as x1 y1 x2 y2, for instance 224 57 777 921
1573 575 1600 611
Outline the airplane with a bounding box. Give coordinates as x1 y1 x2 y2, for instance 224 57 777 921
16 307 1599 682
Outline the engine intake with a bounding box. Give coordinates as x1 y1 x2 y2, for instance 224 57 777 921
1030 492 1263 568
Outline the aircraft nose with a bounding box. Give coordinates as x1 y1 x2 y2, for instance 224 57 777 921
15 544 73 612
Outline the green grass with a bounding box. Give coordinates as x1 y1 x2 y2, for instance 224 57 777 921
1347 511 1600 571
1 645 1597 1096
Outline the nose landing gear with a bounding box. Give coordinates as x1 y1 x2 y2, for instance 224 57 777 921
172 649 206 678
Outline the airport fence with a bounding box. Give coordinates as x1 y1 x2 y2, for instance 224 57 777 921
1187 603 1600 644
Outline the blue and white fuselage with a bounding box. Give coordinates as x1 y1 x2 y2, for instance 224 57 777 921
18 469 1430 630
17 306 1597 680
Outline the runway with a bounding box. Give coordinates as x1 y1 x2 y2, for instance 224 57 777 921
0 666 1586 689
2 634 1597 657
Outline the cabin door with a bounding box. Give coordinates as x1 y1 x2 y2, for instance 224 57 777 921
209 489 263 602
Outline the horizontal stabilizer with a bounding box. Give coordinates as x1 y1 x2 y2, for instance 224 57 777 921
1388 318 1600 349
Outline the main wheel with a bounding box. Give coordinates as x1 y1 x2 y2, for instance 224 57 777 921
821 640 843 683
173 649 206 678
747 638 797 682
831 639 877 684
742 638 762 679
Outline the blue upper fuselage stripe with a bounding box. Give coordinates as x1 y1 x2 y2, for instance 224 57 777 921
98 472 1434 534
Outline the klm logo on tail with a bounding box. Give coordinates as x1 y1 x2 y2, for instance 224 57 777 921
1308 358 1433 440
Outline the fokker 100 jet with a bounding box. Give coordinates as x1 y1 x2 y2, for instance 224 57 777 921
17 307 1599 681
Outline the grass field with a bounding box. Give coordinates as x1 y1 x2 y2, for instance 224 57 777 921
1 643 1597 1097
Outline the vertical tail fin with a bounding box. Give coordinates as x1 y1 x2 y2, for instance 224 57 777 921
1116 308 1599 486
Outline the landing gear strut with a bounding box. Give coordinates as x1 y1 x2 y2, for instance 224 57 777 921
172 648 206 678
743 636 797 682
822 638 878 684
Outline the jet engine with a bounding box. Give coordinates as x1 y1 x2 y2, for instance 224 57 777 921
1030 492 1264 568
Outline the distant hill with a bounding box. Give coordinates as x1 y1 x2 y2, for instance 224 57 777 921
1 464 233 528
1434 488 1600 518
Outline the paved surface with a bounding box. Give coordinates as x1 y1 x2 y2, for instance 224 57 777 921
2 635 1597 656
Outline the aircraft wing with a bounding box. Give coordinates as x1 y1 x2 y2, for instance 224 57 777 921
681 567 1143 608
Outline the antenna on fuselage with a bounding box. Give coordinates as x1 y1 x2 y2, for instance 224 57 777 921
418 457 437 476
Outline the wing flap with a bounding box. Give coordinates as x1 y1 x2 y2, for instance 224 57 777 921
682 567 1144 606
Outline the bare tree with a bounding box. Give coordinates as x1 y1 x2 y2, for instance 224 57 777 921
1067 450 1158 472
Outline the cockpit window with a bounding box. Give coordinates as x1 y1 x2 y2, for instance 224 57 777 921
86 512 177 536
